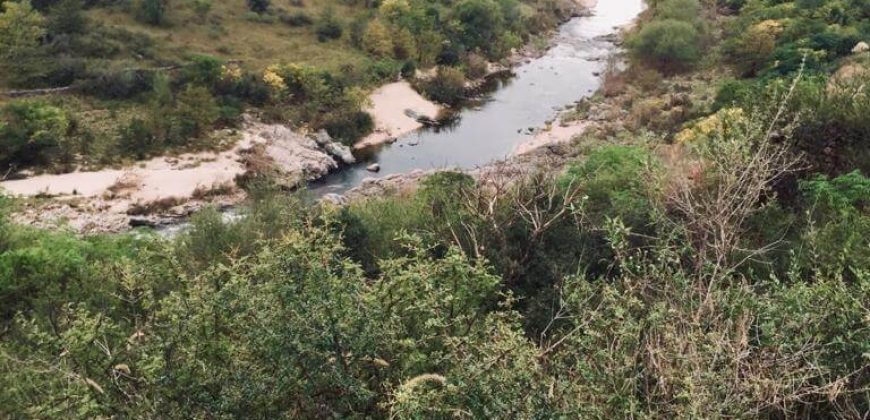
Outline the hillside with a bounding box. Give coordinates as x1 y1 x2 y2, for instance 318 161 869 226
1 0 869 417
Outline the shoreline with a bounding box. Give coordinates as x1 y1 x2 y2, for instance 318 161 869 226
354 0 599 151
0 0 605 234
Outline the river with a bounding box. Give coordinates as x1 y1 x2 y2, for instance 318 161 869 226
310 0 645 196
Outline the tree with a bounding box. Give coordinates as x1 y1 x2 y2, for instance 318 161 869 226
0 0 46 61
135 0 167 26
0 101 69 167
453 0 504 56
246 0 268 14
362 19 393 57
627 19 700 72
420 66 466 105
46 0 86 35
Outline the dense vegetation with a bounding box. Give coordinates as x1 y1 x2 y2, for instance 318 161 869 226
1 0 869 417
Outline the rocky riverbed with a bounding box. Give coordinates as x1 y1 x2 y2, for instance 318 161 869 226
1 117 355 233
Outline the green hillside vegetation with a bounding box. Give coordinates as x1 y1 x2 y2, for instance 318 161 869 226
1 0 869 417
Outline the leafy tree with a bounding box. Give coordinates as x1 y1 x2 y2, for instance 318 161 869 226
0 101 69 167
362 19 393 57
453 0 504 56
627 19 701 71
46 0 86 35
0 0 46 61
419 66 466 105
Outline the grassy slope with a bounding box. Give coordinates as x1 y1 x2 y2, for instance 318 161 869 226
85 1 372 72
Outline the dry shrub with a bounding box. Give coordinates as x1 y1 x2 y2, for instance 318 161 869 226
628 66 664 93
127 196 187 215
191 182 237 200
105 173 141 198
600 56 627 97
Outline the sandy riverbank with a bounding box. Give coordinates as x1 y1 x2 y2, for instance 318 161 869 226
0 120 352 233
355 81 442 149
513 121 591 155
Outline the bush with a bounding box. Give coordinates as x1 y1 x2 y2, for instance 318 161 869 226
627 19 701 72
315 9 343 42
75 69 156 99
169 85 220 142
118 118 157 159
655 0 701 23
0 101 69 168
323 111 374 145
135 0 168 26
246 0 269 14
361 19 393 57
562 145 658 230
420 67 467 105
400 60 416 79
279 11 311 27
463 52 489 79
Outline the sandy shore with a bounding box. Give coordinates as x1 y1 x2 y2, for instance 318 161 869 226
355 81 441 149
1 136 253 202
0 121 351 233
513 121 590 155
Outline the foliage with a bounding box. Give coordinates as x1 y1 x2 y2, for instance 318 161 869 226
246 0 269 14
315 7 343 42
135 0 168 26
419 66 467 105
627 19 701 72
0 101 69 168
0 0 45 60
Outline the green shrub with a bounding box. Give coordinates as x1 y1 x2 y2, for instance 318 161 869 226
323 110 373 145
420 66 467 105
315 8 343 42
135 0 168 26
246 0 269 14
76 69 156 99
400 60 416 79
0 101 69 168
118 118 157 159
627 19 701 72
655 0 701 23
169 85 220 142
562 145 658 230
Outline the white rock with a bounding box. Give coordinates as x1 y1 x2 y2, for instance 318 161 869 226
853 41 869 54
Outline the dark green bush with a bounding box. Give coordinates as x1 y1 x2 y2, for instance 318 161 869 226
315 9 343 42
135 0 168 25
246 0 269 14
323 110 374 145
419 66 467 105
627 19 701 72
0 101 69 168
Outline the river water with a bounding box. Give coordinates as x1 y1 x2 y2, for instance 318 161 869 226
310 0 645 196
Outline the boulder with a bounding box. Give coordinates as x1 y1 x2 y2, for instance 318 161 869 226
853 41 869 54
313 129 356 164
